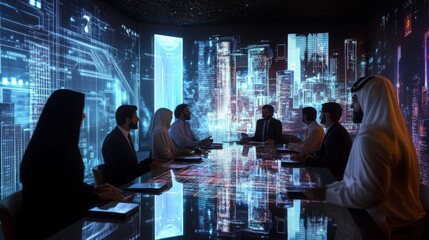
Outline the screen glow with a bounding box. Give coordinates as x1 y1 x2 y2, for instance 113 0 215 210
154 34 183 111
2 0 429 200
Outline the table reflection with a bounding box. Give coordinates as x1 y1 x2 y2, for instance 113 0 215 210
50 143 371 240
155 170 184 239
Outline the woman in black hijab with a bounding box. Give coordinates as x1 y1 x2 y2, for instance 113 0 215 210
19 89 125 239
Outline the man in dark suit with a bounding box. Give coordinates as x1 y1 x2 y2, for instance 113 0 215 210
242 104 282 144
307 102 352 180
102 105 159 186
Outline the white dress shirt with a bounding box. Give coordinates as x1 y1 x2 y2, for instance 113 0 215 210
290 121 325 158
170 119 198 149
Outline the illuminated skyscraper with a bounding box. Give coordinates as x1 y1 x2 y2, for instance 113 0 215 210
305 33 329 83
0 85 30 197
214 40 233 134
247 45 269 106
287 33 329 109
287 34 302 108
0 103 22 198
190 37 218 137
189 36 240 140
248 45 270 108
195 38 217 109
276 70 293 121
328 53 339 100
344 39 358 122
28 42 52 134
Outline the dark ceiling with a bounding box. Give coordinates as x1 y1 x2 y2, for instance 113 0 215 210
102 0 375 27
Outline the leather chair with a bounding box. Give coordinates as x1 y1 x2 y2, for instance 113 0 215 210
92 163 106 185
0 190 22 240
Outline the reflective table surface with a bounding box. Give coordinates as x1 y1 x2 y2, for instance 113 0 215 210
49 143 385 239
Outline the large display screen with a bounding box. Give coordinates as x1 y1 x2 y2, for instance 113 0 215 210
183 33 360 143
1 0 429 201
0 0 141 198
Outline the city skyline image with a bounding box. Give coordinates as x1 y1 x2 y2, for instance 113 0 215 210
2 0 429 202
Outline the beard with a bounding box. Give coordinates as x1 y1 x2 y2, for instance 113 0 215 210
130 121 138 129
352 109 364 123
185 113 191 120
320 115 326 124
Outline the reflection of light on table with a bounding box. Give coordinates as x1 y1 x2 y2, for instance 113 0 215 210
306 215 328 238
217 185 231 233
82 221 119 239
292 168 300 186
155 170 184 240
287 200 301 238
248 169 270 232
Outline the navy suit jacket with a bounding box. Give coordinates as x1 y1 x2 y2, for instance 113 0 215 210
251 118 283 144
102 127 151 186
307 122 352 180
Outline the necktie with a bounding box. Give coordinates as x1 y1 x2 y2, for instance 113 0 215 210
128 134 136 154
128 134 138 163
263 121 269 141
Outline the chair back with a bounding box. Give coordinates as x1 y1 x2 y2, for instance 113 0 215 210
0 190 22 240
92 164 106 185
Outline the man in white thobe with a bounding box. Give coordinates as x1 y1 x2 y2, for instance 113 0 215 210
305 75 426 239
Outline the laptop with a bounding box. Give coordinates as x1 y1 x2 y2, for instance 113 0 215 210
174 155 203 162
280 156 303 165
200 143 223 149
276 148 298 154
86 201 139 220
126 182 169 193
277 144 298 154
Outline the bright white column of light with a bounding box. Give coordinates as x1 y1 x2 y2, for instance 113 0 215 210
154 170 184 239
154 34 183 112
287 200 301 239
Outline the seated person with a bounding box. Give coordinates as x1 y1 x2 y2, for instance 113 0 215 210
306 102 352 180
170 103 213 150
290 107 325 161
305 75 426 238
148 108 189 163
19 89 126 239
102 105 159 187
241 104 282 144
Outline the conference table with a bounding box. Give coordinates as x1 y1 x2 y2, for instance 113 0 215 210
49 142 386 239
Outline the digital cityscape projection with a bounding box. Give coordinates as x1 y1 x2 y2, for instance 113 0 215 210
0 0 368 200
184 33 362 142
0 0 141 198
2 0 429 203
